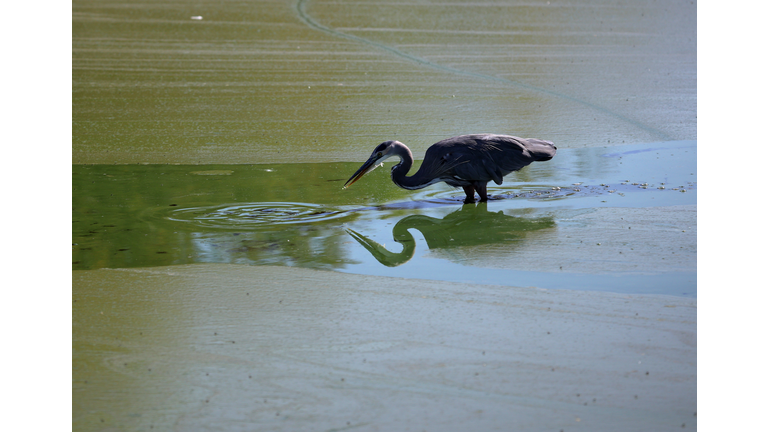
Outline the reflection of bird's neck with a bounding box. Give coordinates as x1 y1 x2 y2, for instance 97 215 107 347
346 228 415 267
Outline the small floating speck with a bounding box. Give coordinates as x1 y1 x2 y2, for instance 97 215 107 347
191 16 203 20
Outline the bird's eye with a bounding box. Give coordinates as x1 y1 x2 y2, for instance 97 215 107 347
376 152 382 158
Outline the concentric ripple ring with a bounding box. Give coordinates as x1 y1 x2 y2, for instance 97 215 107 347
166 202 350 229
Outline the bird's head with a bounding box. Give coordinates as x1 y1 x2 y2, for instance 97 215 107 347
343 141 400 189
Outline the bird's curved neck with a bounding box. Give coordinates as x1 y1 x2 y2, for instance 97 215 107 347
390 143 435 190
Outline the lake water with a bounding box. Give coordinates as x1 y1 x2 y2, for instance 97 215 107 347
74 140 696 296
72 1 696 429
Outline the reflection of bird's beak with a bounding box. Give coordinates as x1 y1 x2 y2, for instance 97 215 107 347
343 157 384 189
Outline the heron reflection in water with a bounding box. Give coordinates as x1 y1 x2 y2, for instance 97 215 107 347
347 203 555 267
344 134 556 203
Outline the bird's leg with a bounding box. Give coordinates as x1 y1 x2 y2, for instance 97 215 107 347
475 182 489 202
462 185 476 203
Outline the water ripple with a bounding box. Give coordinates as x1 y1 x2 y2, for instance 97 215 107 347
166 202 351 229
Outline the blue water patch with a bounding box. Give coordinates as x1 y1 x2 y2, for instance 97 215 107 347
340 262 696 297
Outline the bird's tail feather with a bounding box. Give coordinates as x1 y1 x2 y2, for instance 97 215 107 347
524 138 557 161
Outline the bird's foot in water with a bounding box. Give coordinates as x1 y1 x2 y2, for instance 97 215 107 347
463 194 503 203
463 184 497 203
462 185 488 203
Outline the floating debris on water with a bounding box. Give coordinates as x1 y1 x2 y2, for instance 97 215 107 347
496 180 694 202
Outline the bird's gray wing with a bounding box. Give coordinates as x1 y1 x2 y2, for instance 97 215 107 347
438 136 523 185
413 134 556 186
452 135 556 184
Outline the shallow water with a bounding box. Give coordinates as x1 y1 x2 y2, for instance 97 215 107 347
72 1 696 429
73 140 696 296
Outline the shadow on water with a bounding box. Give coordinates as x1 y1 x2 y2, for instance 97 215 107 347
73 141 696 296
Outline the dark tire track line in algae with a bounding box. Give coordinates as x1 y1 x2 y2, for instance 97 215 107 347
296 0 671 141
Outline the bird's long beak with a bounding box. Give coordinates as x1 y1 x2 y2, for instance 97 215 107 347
343 156 384 189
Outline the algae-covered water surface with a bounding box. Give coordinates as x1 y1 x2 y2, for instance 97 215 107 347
72 0 697 429
72 0 696 295
73 141 696 296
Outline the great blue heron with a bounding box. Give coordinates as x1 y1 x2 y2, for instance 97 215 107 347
343 134 557 203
